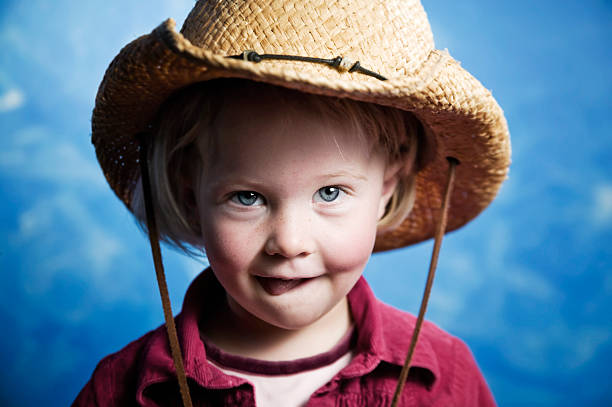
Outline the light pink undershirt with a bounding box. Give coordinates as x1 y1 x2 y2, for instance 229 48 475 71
203 328 355 407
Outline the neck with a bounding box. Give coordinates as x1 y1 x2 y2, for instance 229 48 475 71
201 295 352 361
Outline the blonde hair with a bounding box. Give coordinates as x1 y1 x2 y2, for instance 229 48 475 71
132 79 421 255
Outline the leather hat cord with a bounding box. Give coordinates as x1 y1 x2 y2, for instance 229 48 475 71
391 157 458 407
138 136 194 407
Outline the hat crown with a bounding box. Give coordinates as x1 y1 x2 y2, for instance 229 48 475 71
181 0 435 77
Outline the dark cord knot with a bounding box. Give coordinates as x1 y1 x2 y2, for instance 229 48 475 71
242 50 262 62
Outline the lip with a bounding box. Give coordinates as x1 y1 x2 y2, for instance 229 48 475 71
255 276 312 296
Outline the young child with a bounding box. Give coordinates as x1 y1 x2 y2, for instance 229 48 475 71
75 0 509 406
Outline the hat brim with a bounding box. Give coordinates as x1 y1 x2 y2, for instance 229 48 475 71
93 19 510 252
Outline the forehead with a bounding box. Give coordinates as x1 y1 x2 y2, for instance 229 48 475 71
192 94 394 196
209 90 374 161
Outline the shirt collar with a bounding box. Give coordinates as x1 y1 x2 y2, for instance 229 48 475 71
342 276 439 389
135 271 246 404
135 269 439 402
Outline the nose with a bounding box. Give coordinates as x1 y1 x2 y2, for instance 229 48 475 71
264 206 314 258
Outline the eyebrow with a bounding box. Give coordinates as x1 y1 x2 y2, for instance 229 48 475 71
207 171 369 192
321 171 368 182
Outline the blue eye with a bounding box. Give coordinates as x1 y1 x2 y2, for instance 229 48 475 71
317 186 340 202
232 191 263 206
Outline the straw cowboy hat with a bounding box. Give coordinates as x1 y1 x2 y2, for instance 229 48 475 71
92 0 510 251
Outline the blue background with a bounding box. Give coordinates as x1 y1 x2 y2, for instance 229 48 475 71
1 1 610 405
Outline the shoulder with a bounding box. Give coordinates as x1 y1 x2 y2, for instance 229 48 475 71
72 326 163 406
375 298 456 355
374 298 496 406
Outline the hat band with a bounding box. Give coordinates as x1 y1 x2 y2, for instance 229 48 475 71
227 50 387 81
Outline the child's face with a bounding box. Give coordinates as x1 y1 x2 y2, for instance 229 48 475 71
196 94 397 331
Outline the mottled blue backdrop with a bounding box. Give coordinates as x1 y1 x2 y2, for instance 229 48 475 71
1 1 610 406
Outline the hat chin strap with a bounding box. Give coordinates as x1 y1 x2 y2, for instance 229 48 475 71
391 157 458 407
139 136 194 407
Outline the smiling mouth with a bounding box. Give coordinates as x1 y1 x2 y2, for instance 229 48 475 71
255 276 310 296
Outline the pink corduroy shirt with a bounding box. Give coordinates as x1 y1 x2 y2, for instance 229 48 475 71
73 270 496 406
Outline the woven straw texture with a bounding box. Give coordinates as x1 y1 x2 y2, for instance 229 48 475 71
92 0 511 251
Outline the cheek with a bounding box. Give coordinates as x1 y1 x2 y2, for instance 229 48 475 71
321 205 379 273
200 213 261 271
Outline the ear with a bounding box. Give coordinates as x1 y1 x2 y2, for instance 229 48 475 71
377 161 402 219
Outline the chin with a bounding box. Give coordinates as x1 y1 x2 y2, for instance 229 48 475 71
251 302 324 330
